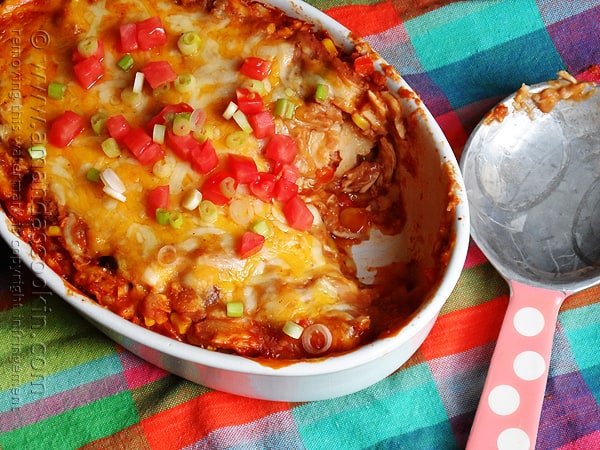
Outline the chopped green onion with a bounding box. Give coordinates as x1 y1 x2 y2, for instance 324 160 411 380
219 176 237 198
117 53 134 71
226 301 244 318
121 90 144 108
241 79 266 95
226 131 247 149
182 189 202 210
250 219 272 238
178 31 203 56
232 110 253 134
86 167 101 182
156 208 171 225
274 98 295 119
27 144 46 160
172 112 192 136
100 168 126 194
282 320 304 339
222 101 238 120
153 82 171 97
101 137 121 158
103 185 126 202
77 36 99 58
90 111 108 135
153 124 167 144
133 72 145 94
174 73 197 93
47 82 66 100
169 211 184 229
315 83 329 103
199 200 218 223
351 112 370 131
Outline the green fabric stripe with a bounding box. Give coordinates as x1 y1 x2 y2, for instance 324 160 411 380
294 363 448 449
131 375 210 420
405 0 546 71
441 263 507 315
0 295 115 391
0 391 139 450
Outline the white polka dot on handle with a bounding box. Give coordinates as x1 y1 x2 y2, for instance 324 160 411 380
488 384 520 415
513 306 545 336
497 428 531 450
514 351 546 381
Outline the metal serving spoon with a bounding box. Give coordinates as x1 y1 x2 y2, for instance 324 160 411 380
460 80 599 450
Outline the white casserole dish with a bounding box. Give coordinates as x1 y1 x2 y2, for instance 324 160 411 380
0 0 469 401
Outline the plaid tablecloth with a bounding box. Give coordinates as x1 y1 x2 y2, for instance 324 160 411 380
1 0 599 448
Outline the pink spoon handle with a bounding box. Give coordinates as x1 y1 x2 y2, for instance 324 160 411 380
466 280 567 450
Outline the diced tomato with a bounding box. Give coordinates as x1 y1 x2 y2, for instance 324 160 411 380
136 17 167 50
228 153 258 184
72 39 104 63
49 110 85 148
165 129 195 159
353 54 375 76
248 172 277 203
147 103 194 132
273 163 299 182
119 23 139 52
201 171 237 206
240 57 272 80
264 134 297 164
238 231 265 259
141 61 178 89
106 114 131 141
147 185 170 218
189 139 219 174
123 128 153 161
282 196 314 231
137 142 165 166
273 177 298 202
248 110 275 139
73 57 104 89
235 88 264 114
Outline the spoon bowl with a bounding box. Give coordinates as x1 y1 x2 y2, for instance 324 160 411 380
461 80 599 450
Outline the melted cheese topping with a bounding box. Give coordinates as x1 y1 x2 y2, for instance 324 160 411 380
0 0 415 358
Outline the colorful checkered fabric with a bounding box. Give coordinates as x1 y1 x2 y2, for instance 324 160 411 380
1 0 599 448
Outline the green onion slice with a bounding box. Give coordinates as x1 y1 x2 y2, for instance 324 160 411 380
101 137 121 158
169 211 184 229
172 112 192 136
226 301 244 318
90 111 108 135
315 83 329 103
86 168 101 182
48 82 66 100
174 73 197 93
178 31 203 56
250 219 271 237
219 176 236 198
117 53 134 71
282 320 304 339
77 36 99 58
226 131 247 149
27 144 46 160
274 98 295 119
155 208 171 225
199 200 218 223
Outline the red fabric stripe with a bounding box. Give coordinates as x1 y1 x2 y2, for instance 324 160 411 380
421 295 508 360
326 2 401 37
141 391 289 449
